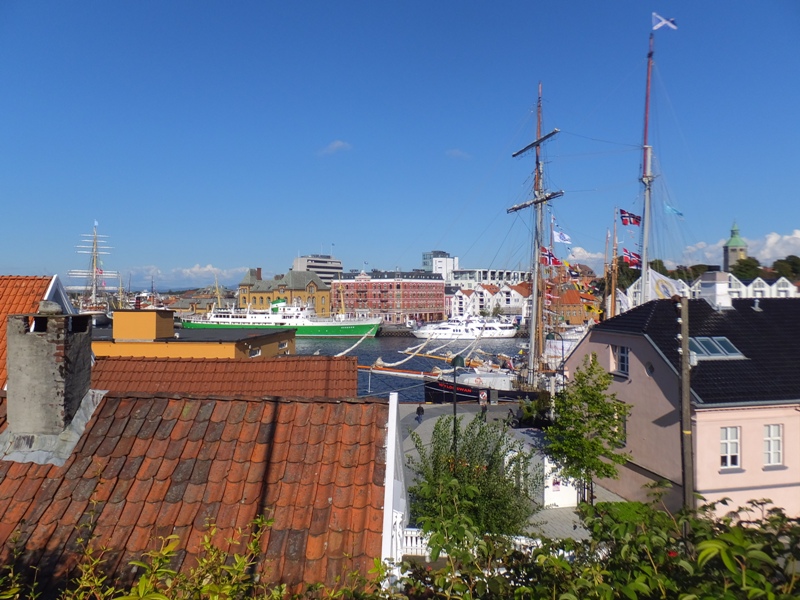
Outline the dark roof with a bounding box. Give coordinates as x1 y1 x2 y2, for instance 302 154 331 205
0 392 387 594
92 356 358 398
594 298 800 406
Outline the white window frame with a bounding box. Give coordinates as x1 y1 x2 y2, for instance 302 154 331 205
612 345 629 376
720 426 740 469
763 424 782 466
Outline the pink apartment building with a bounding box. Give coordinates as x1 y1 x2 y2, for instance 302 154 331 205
565 273 800 515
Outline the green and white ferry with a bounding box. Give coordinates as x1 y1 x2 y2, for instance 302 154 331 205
181 299 382 338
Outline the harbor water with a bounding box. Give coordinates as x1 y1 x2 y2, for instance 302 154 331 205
295 336 526 403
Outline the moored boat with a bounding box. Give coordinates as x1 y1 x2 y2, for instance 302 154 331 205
182 299 382 338
411 316 517 340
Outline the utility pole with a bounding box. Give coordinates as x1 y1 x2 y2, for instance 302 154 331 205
678 297 695 513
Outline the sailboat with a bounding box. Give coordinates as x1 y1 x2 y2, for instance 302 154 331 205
67 222 120 326
423 83 561 408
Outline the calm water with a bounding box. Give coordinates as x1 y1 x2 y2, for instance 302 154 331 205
295 335 525 403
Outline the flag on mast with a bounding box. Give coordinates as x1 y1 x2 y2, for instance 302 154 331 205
620 209 642 226
652 12 677 31
553 230 572 244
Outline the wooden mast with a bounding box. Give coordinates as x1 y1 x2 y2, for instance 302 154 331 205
508 83 563 386
640 34 655 304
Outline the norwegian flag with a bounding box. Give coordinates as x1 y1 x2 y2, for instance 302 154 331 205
623 248 642 267
620 209 642 226
540 247 563 266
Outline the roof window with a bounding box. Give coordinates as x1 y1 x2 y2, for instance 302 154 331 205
688 336 744 360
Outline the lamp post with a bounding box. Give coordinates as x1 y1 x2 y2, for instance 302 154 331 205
451 354 466 458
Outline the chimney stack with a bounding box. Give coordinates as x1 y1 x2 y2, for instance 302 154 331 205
6 307 93 435
698 270 733 310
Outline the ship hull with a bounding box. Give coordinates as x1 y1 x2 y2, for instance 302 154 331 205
182 319 381 338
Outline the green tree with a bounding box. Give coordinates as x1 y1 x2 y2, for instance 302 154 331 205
731 256 762 280
407 415 541 535
544 354 630 501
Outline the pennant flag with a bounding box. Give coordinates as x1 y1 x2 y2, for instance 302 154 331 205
553 230 572 244
620 209 642 226
568 268 580 279
664 204 684 218
652 12 677 31
623 248 642 268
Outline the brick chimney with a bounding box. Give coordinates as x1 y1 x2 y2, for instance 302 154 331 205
6 305 93 435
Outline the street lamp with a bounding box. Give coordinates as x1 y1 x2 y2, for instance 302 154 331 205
451 354 466 458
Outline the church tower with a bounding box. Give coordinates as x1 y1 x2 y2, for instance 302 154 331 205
723 222 748 272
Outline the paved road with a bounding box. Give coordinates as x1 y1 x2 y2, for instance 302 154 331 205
397 401 623 541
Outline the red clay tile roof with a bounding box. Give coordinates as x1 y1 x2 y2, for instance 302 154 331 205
0 392 387 594
92 356 358 398
0 276 53 389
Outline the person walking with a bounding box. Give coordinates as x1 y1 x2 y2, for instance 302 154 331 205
480 401 488 422
415 403 425 424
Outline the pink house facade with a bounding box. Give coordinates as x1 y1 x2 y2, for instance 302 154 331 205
565 278 800 515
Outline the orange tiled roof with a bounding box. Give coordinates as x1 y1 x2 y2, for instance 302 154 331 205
92 356 358 398
0 276 53 388
0 392 387 593
479 284 500 295
510 282 532 297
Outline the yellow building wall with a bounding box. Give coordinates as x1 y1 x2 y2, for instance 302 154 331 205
112 310 175 340
93 331 294 360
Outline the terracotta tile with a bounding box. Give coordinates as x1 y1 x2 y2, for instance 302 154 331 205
210 401 231 423
180 438 202 461
351 486 370 510
308 504 332 537
38 495 71 526
154 418 176 440
202 481 225 504
102 455 127 479
89 478 116 504
245 458 267 484
109 478 134 504
286 441 307 465
226 402 247 425
186 420 208 442
237 420 259 444
240 479 264 506
117 501 144 527
196 439 220 461
214 501 240 530
353 462 372 487
136 501 160 528
118 455 144 480
175 502 197 528
207 458 231 483
227 460 249 484
135 456 162 481
182 482 206 505
203 421 225 444
70 477 99 503
331 484 354 509
221 478 245 505
94 435 120 458
14 477 43 502
127 478 153 503
256 422 275 445
171 459 195 484
156 499 181 526
128 436 151 459
164 481 189 504
126 525 154 555
281 461 303 485
164 437 187 460
155 457 179 482
161 399 184 421
220 420 243 443
169 418 194 442
145 478 171 505
192 501 220 531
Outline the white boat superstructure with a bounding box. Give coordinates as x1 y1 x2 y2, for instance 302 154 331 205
411 317 517 340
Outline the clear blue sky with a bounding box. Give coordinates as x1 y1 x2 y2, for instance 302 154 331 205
1 1 798 290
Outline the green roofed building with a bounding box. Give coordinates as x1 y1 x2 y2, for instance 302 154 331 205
723 222 748 273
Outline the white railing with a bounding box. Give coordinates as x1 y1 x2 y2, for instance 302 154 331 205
400 528 541 558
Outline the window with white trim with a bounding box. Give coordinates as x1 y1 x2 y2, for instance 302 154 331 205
764 424 782 466
612 345 629 376
720 426 740 469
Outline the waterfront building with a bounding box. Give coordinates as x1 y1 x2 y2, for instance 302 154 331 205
451 268 530 290
331 270 445 325
292 254 342 285
239 268 331 316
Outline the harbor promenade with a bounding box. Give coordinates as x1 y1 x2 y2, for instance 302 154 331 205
397 401 623 542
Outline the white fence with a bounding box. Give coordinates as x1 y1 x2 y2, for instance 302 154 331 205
401 528 541 558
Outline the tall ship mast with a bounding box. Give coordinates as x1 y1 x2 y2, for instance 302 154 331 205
639 34 656 304
68 221 120 311
507 82 563 385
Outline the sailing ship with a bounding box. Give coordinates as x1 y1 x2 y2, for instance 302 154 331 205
423 83 562 406
182 298 383 338
67 222 121 326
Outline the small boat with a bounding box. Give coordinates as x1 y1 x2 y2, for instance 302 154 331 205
182 299 383 338
411 316 517 340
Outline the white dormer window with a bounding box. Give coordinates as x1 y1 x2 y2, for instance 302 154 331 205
689 337 744 360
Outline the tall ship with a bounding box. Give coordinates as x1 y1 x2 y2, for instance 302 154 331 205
182 299 382 338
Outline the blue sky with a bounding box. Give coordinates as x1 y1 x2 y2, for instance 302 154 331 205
1 1 798 290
